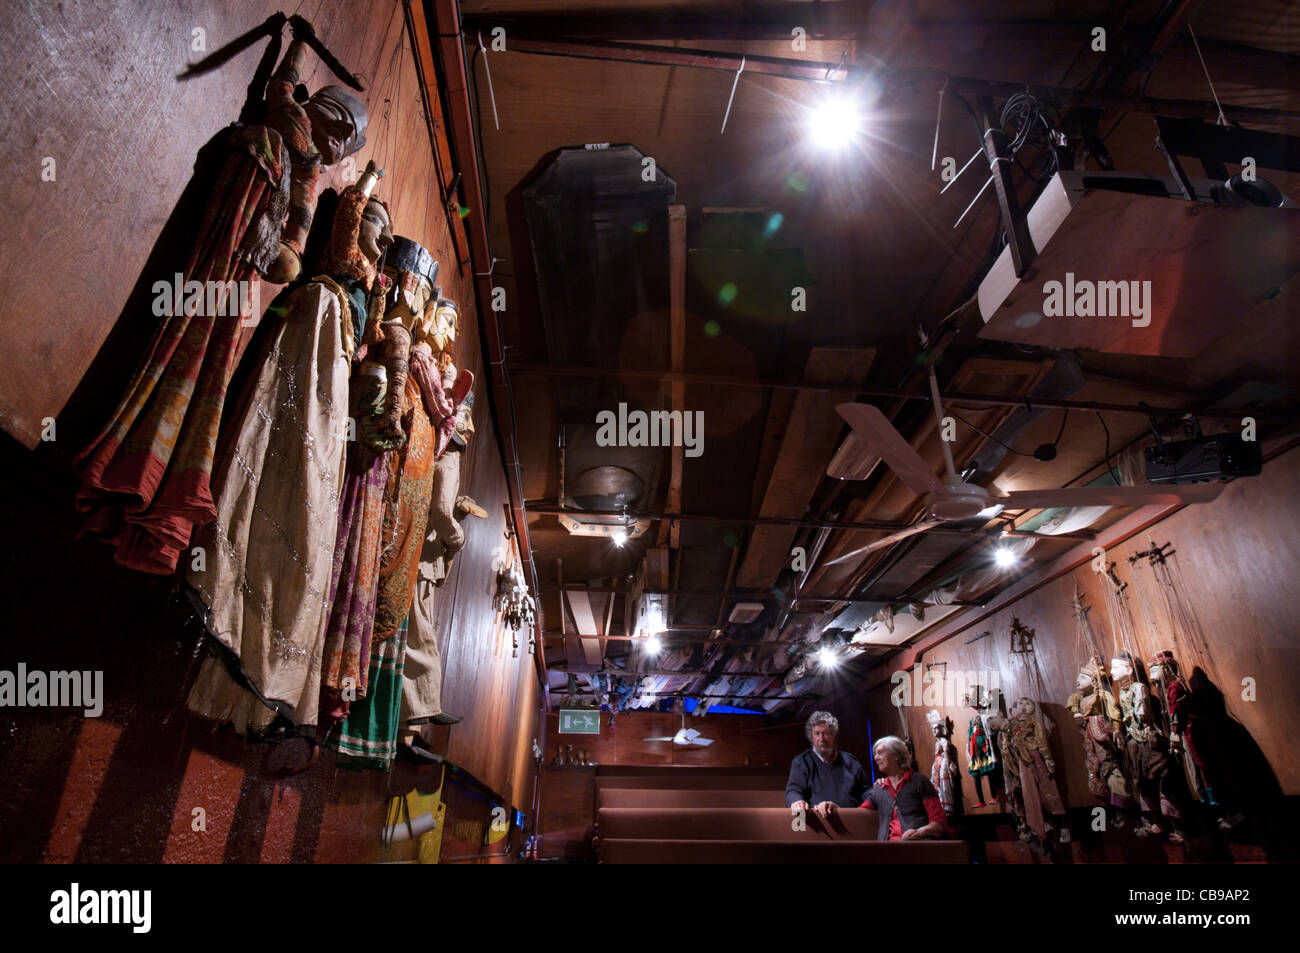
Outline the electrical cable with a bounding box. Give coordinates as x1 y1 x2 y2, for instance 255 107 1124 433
1096 411 1121 485
1052 407 1069 446
948 409 1036 458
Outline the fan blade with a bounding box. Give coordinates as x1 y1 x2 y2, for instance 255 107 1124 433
827 431 879 481
1000 481 1225 511
692 737 714 747
642 736 675 742
820 522 940 567
833 404 946 495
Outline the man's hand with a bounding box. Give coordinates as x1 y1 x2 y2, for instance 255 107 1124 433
899 827 922 840
790 800 809 816
813 801 836 818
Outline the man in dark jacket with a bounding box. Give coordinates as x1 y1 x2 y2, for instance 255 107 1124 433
786 710 871 818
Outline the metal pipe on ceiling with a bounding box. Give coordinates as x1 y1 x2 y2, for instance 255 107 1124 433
544 587 989 608
553 667 778 678
525 502 1098 542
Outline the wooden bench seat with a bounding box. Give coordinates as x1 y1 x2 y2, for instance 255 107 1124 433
597 788 786 809
600 837 970 864
597 806 881 842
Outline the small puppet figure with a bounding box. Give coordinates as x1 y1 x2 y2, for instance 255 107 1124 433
964 684 1002 809
422 297 485 585
926 709 961 816
1111 652 1184 841
996 697 1067 844
1149 650 1203 806
1066 657 1135 826
1151 651 1249 831
493 561 537 658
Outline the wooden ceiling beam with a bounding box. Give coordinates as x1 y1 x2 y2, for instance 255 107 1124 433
452 31 1300 124
507 362 1289 419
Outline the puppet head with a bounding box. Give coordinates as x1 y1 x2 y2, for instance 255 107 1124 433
1013 697 1037 719
1148 650 1178 682
1109 652 1135 686
429 297 459 355
1076 657 1105 692
321 161 391 287
926 709 952 739
306 85 368 164
382 236 440 328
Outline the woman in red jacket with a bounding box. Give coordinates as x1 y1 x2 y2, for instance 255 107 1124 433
861 736 950 841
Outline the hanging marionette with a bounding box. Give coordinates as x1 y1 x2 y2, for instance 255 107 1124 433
421 297 487 586
493 560 536 657
1110 651 1188 842
963 684 1003 809
994 697 1067 845
77 14 369 576
184 161 391 738
317 228 421 730
1148 650 1203 806
926 710 961 817
333 235 458 769
1149 650 1250 831
1066 656 1137 828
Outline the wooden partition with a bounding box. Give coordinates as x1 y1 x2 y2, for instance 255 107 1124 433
536 712 804 859
0 0 537 863
543 709 805 766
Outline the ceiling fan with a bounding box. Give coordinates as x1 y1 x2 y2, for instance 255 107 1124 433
825 368 1226 561
644 714 714 747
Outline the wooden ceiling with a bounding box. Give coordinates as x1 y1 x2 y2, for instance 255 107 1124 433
450 0 1300 708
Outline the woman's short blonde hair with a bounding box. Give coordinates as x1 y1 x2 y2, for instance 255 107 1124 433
873 735 912 771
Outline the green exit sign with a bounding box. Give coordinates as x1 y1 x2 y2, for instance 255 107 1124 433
559 710 601 734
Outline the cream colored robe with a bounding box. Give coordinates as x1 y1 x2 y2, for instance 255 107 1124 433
185 280 353 732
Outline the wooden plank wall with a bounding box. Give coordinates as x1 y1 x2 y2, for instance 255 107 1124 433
852 446 1300 812
536 710 805 859
0 0 540 861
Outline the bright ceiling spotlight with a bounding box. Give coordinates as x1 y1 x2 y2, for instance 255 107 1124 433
806 88 865 154
611 528 628 547
994 546 1019 569
818 646 838 668
645 635 663 655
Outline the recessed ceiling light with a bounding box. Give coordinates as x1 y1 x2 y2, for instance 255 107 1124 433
994 546 1018 568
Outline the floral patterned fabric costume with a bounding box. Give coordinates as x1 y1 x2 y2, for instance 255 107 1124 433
76 39 347 575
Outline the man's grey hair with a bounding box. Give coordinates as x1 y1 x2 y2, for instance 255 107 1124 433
805 710 839 741
873 735 912 771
